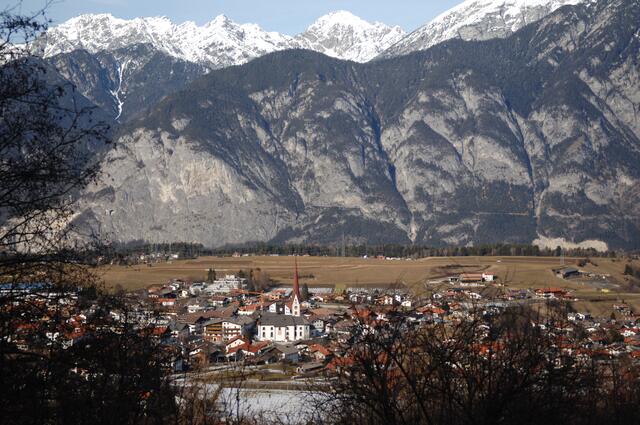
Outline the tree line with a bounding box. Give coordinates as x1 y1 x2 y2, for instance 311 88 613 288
206 242 619 259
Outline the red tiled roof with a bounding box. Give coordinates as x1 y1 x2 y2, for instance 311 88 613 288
246 341 271 354
225 335 248 347
536 287 567 294
152 326 168 336
309 344 332 356
227 343 249 355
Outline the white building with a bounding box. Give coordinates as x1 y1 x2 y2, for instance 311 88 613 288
268 297 300 316
204 275 248 294
482 273 496 282
256 313 310 343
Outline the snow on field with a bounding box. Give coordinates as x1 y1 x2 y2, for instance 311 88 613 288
217 388 322 424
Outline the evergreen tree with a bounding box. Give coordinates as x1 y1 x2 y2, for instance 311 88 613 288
624 264 634 276
301 283 310 301
207 268 216 283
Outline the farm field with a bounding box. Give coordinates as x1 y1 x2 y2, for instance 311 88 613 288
97 255 640 317
97 255 630 290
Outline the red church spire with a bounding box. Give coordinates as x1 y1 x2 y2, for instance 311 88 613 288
293 256 301 300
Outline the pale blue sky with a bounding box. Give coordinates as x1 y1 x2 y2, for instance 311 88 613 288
7 0 462 34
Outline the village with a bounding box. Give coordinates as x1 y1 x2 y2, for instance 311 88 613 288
9 255 640 389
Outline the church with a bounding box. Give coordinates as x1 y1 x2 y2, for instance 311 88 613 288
267 256 303 316
257 257 310 342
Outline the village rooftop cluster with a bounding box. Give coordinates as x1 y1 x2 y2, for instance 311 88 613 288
5 260 640 382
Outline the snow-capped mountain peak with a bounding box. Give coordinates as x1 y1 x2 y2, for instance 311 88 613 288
310 10 375 29
381 0 589 58
40 1 585 67
40 13 294 68
40 11 404 67
296 11 406 62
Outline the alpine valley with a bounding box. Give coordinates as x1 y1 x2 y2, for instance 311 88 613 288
35 0 640 250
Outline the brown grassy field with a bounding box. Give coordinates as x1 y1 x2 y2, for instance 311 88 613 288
98 255 629 290
97 255 640 317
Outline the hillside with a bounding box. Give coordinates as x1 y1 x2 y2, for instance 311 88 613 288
76 0 640 249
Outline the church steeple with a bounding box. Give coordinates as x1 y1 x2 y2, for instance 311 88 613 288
291 256 301 317
293 255 301 300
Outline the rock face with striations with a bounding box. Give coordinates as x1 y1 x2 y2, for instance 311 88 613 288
78 0 640 250
47 44 207 121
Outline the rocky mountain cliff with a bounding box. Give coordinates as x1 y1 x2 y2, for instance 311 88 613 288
76 0 640 250
48 44 206 121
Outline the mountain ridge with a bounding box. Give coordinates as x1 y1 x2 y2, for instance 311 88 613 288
40 11 405 68
75 0 640 250
39 1 599 124
380 0 590 58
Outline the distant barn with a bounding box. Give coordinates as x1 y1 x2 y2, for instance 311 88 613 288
554 267 580 279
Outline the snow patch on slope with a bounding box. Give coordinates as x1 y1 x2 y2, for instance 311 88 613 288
110 59 130 120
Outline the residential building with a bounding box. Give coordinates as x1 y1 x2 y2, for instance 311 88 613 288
203 316 255 342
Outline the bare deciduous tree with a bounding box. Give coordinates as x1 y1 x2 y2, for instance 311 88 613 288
322 306 640 425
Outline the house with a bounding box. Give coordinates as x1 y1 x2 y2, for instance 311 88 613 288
188 342 216 367
202 319 223 342
310 317 327 332
157 298 176 307
308 343 333 362
204 275 248 294
186 299 205 314
151 326 171 342
482 273 496 282
225 336 249 353
401 299 413 308
332 320 355 343
535 288 569 299
226 340 271 361
223 316 255 340
378 294 396 305
466 292 482 300
273 344 300 363
256 312 310 343
209 296 230 307
203 316 255 342
296 362 324 375
169 322 190 340
189 282 205 296
239 303 266 315
244 341 272 357
458 273 496 284
459 274 485 284
176 307 236 336
265 289 288 301
251 347 282 365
